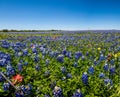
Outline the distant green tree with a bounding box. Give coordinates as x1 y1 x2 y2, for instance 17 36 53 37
10 29 17 32
2 29 8 32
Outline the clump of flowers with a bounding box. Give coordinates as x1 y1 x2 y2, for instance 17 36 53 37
82 72 88 85
12 74 23 85
53 86 63 97
72 89 84 97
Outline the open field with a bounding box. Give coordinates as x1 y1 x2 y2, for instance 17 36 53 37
0 32 120 97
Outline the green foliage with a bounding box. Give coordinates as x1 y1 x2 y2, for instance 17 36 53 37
0 32 120 97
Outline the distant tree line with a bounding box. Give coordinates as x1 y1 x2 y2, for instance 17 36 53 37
0 29 61 32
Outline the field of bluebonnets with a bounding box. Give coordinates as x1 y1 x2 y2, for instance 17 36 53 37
0 32 120 97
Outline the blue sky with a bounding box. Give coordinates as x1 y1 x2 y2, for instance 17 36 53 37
0 0 120 30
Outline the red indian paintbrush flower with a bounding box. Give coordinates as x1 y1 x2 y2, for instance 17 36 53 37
12 74 23 85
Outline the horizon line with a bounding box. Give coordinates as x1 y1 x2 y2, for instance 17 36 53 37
0 29 120 31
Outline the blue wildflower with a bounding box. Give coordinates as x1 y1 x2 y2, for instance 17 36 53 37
88 66 94 74
99 54 105 61
103 64 109 71
99 73 105 78
75 52 82 60
104 79 113 86
110 66 115 74
72 89 84 97
6 64 15 76
66 73 72 78
86 52 89 56
18 63 23 72
57 55 64 63
74 62 78 67
82 55 85 60
35 64 40 71
110 59 114 65
0 73 4 82
93 60 97 65
15 91 24 97
34 56 39 62
23 49 28 56
61 67 66 73
24 62 28 66
62 49 67 55
53 86 63 97
82 72 88 85
3 83 10 91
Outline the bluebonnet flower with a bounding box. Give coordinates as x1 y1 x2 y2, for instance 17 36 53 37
42 49 46 55
16 42 21 47
88 66 94 74
6 64 15 76
0 59 6 66
93 60 97 65
110 66 115 74
40 46 44 52
62 49 67 55
15 84 32 96
49 51 54 57
82 56 85 60
1 41 10 49
18 63 23 72
74 62 78 67
26 84 32 91
0 74 4 82
110 59 114 65
72 89 84 97
68 51 72 58
66 73 72 78
3 83 10 91
20 60 23 63
103 64 109 71
99 73 105 78
60 67 66 73
99 54 105 61
5 54 11 61
32 48 37 54
66 51 72 58
25 84 32 95
23 49 28 56
21 85 27 92
24 62 28 66
86 52 89 56
57 55 64 63
82 72 88 85
15 91 24 97
54 51 59 57
34 56 39 62
35 64 40 71
104 79 113 86
14 47 19 52
75 52 82 60
53 86 63 97
118 46 120 51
